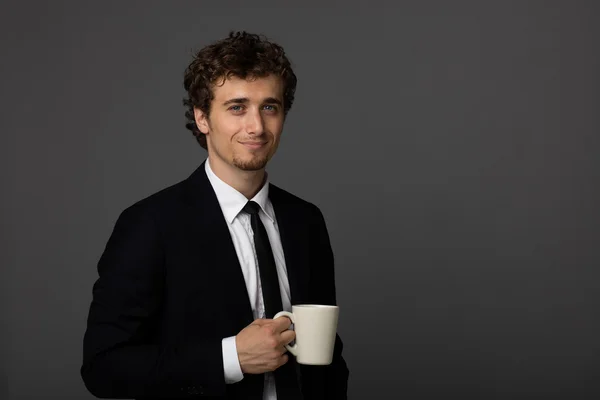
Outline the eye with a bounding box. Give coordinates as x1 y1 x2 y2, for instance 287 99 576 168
263 105 279 112
228 105 244 113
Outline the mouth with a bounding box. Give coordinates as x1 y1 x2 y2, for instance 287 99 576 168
239 141 267 150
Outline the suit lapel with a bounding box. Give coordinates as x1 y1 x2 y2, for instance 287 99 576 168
182 162 254 328
181 165 312 323
269 185 311 306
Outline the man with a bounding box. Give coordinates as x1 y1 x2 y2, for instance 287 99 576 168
81 31 349 399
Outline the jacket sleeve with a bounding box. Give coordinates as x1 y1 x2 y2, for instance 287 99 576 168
81 203 226 398
309 205 350 399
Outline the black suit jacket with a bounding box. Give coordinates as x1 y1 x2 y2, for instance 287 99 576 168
81 162 349 399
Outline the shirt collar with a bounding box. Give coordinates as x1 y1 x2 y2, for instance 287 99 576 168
204 158 274 224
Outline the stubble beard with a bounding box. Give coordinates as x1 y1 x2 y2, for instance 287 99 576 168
232 152 270 171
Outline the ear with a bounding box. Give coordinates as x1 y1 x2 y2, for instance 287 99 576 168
193 107 210 134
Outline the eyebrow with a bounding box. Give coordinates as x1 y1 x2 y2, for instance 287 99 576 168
222 97 283 106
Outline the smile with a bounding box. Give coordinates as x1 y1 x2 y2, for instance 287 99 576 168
240 142 267 150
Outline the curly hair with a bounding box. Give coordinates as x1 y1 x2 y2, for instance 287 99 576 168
183 31 298 149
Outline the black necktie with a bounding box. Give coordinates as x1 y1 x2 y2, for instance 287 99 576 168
242 201 303 399
243 201 283 318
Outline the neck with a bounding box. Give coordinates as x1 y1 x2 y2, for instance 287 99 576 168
208 156 266 199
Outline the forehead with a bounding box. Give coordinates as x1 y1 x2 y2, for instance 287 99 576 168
212 74 284 101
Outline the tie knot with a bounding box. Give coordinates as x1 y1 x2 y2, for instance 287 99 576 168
243 201 261 216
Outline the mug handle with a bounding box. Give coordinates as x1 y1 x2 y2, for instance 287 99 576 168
273 311 298 356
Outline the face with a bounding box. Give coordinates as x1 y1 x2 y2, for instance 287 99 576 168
194 74 285 173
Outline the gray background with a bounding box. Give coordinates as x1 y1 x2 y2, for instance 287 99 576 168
2 1 599 399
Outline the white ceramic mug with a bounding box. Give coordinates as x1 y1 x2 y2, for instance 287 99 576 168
274 304 339 365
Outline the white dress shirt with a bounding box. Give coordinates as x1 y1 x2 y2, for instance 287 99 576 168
205 158 292 400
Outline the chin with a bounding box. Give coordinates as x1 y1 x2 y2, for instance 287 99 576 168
232 155 270 171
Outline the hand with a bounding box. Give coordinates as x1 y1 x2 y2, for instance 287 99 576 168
235 316 295 374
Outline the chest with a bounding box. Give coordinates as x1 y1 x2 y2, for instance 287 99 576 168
157 210 314 336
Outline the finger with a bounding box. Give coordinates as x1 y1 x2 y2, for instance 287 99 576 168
252 318 268 326
279 329 296 345
272 316 292 332
278 354 289 368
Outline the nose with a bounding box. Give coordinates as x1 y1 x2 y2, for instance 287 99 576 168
245 108 264 136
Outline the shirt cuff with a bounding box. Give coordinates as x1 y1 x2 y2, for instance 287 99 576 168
222 336 244 384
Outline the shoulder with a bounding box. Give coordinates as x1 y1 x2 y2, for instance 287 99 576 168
269 183 325 219
117 179 188 223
